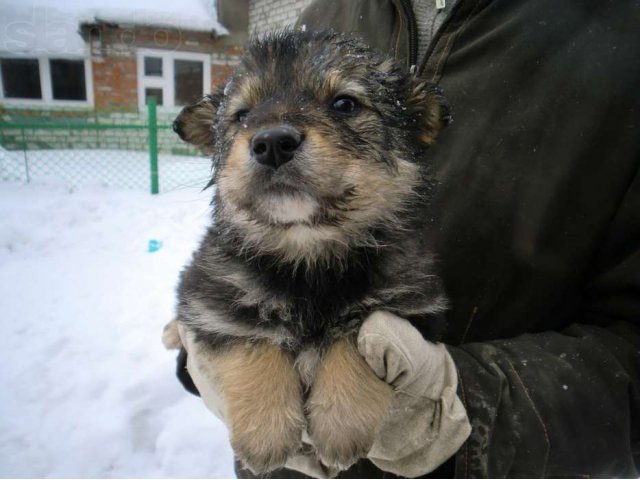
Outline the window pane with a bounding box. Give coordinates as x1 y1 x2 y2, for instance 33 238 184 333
1 58 42 99
174 59 203 106
144 57 163 77
50 59 86 101
145 88 163 106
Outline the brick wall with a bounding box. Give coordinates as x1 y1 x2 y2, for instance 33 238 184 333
248 0 312 36
93 57 138 109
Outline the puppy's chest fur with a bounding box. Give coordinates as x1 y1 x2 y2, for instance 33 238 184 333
178 226 447 354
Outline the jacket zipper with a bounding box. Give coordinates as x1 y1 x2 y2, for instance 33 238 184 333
397 0 419 69
418 0 467 76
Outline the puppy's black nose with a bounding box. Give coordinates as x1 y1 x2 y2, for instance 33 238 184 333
251 125 303 169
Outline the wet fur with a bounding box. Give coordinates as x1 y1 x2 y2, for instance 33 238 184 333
173 30 450 472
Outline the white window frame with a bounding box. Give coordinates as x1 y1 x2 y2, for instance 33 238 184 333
136 49 211 110
0 55 94 107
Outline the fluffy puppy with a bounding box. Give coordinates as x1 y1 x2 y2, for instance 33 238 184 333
172 30 450 474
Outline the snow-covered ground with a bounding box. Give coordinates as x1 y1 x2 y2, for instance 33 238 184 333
0 180 236 477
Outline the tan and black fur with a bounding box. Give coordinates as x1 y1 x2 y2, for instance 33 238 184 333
172 30 450 473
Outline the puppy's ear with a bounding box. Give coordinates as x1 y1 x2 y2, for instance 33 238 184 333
406 79 452 145
173 92 222 156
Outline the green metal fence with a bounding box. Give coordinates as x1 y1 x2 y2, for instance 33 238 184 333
0 99 212 194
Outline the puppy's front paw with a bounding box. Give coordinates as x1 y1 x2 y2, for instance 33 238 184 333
161 319 182 350
217 342 305 474
307 338 392 470
230 402 304 474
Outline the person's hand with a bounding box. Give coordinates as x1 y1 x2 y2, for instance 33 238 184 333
358 311 471 477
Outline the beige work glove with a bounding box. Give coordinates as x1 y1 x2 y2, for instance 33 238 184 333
174 322 229 421
359 311 471 477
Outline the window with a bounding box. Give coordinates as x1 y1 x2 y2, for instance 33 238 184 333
1 58 42 99
174 60 203 106
144 57 163 77
0 56 92 105
145 88 163 106
137 50 211 108
50 59 86 101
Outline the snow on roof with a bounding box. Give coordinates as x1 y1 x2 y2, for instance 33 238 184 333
0 0 228 57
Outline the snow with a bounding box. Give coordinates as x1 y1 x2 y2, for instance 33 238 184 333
0 180 236 477
0 0 227 56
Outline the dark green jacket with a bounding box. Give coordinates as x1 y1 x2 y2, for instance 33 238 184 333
238 0 640 478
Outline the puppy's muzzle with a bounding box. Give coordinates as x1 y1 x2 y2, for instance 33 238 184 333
251 125 303 170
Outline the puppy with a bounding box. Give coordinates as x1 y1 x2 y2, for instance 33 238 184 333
172 30 450 474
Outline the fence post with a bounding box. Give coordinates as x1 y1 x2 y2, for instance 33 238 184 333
147 98 159 194
21 128 31 183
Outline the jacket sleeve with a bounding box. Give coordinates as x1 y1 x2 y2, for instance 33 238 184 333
447 166 640 478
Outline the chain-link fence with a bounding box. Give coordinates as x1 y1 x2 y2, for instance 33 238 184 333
0 99 212 193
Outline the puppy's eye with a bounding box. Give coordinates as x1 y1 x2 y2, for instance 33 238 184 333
235 109 249 123
330 96 359 115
